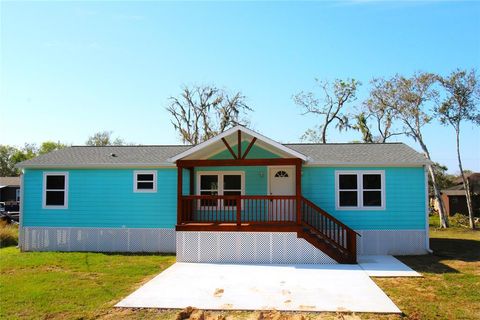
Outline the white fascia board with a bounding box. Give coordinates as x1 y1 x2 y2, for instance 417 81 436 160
168 125 308 162
303 162 427 167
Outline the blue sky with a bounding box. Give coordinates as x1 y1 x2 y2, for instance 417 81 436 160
1 1 479 173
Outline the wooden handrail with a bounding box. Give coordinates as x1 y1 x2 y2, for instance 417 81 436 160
301 196 361 236
300 196 358 263
182 195 297 200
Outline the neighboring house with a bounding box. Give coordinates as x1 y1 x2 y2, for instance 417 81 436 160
16 126 431 264
441 173 480 217
0 176 21 211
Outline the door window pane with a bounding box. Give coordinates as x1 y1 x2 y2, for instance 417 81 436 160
224 175 241 190
200 175 218 190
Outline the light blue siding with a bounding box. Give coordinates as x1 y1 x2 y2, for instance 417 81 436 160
22 165 426 231
302 167 426 230
23 169 178 228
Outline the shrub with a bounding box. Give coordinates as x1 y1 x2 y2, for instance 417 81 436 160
450 213 470 228
0 220 18 248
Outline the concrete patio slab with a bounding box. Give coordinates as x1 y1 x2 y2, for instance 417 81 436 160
116 262 401 313
358 255 421 277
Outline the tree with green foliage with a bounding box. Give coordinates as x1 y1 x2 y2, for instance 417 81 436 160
0 145 19 176
367 72 449 228
0 144 38 176
294 79 360 143
429 162 455 196
38 141 67 155
86 131 126 146
351 112 374 143
435 69 480 229
166 85 252 145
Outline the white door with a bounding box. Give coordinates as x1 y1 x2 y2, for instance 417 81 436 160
268 167 295 221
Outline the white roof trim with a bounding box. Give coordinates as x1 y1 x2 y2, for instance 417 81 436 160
168 125 308 162
303 162 428 167
16 163 176 169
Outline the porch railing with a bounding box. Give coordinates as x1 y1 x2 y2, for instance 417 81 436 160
179 195 297 225
301 196 359 263
178 194 359 263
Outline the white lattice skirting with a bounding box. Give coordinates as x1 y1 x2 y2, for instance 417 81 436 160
21 227 176 253
176 231 338 264
20 227 428 258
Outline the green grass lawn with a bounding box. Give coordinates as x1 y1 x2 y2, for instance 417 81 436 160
374 227 480 320
1 221 479 319
0 249 176 319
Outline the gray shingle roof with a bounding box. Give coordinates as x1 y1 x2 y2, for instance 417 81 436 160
16 143 428 168
16 146 190 168
286 143 429 165
0 176 20 187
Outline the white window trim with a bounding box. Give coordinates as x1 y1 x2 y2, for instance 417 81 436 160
134 170 157 193
196 171 245 209
335 170 385 210
42 172 69 209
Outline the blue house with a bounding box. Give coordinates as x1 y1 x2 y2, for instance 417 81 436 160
17 126 430 264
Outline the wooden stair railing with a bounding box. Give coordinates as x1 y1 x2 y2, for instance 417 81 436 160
299 196 360 264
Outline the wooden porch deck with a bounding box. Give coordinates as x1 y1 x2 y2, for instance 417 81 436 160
176 222 301 232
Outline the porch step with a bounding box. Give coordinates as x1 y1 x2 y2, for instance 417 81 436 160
297 225 354 264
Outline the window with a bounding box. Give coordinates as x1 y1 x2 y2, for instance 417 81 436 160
134 171 157 192
336 171 385 210
274 170 289 178
43 172 68 209
223 174 242 206
197 172 244 207
199 174 218 206
15 189 20 202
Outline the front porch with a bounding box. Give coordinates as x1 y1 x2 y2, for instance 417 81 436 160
172 126 358 264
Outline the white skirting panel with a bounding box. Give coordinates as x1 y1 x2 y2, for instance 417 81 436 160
20 227 427 257
21 227 176 253
356 230 428 255
176 231 337 264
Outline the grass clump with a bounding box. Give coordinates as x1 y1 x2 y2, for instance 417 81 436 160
0 220 18 248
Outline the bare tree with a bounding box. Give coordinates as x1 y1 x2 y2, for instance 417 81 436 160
435 69 480 229
363 79 407 143
167 85 252 145
369 72 449 228
86 131 125 146
294 79 360 143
